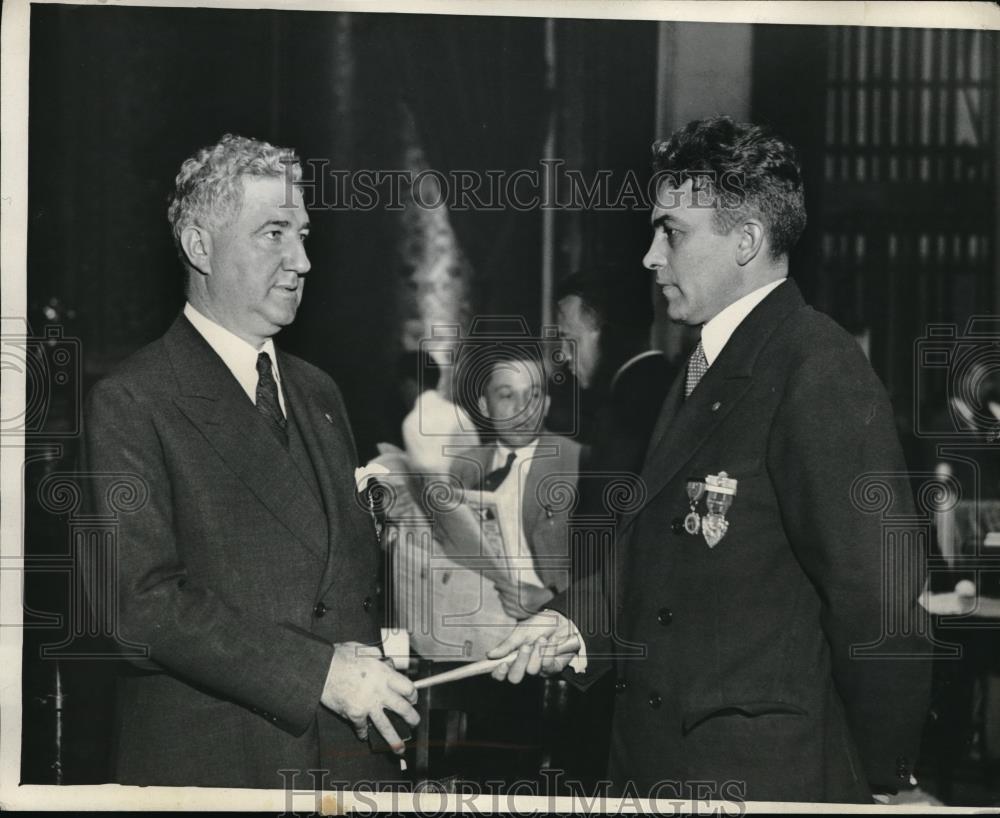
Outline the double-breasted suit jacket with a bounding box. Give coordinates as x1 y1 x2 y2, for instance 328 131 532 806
80 313 395 788
555 280 931 802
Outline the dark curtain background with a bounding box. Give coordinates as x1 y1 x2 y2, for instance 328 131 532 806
387 14 548 325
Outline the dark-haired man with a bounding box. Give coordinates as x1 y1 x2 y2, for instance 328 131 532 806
489 117 931 803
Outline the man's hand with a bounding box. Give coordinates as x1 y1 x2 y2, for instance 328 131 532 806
486 610 580 683
320 641 419 754
493 576 554 620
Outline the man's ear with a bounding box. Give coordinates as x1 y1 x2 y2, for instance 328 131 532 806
735 219 765 267
180 225 213 276
543 394 552 420
477 394 488 419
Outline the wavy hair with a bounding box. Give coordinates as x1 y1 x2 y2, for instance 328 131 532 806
167 133 302 268
651 116 806 259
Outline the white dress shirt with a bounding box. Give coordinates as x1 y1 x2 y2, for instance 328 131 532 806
700 278 786 366
488 439 546 590
184 303 286 417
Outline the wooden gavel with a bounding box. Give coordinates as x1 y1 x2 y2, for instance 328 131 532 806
368 634 581 752
413 636 581 689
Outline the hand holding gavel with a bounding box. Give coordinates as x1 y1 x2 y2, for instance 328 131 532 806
486 609 581 684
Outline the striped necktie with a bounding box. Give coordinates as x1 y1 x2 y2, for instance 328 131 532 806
256 352 288 447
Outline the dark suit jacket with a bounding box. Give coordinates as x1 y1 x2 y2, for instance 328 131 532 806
448 434 582 593
553 280 931 802
80 313 395 788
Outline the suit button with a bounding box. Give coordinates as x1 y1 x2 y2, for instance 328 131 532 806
895 756 910 778
615 679 628 694
362 596 373 612
648 691 662 709
671 518 685 535
313 602 327 618
657 607 673 625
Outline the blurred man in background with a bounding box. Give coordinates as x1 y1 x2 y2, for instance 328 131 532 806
556 265 675 521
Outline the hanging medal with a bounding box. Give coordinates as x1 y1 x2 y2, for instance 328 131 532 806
702 471 738 547
684 479 705 535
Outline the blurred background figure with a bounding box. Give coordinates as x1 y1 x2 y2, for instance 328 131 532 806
555 266 677 520
393 345 582 783
448 346 581 618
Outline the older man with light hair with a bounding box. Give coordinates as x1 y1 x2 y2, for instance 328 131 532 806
80 134 418 788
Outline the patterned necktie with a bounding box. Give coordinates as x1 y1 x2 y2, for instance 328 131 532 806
482 451 516 492
684 340 709 399
255 352 288 447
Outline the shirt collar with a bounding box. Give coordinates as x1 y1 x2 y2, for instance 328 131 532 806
492 437 540 470
700 279 786 366
183 302 283 409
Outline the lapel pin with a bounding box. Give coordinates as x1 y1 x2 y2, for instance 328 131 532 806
324 412 334 424
702 471 738 547
711 402 721 412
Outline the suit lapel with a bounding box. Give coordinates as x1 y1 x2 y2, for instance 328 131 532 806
281 364 366 596
520 443 547 536
165 315 329 560
643 369 685 460
521 438 572 588
621 374 753 533
520 439 561 542
620 280 805 535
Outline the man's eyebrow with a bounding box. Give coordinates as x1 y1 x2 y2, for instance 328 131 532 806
255 218 311 232
651 212 683 229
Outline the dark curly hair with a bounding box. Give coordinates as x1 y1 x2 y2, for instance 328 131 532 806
651 116 806 259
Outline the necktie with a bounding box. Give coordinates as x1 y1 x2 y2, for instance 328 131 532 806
684 340 709 399
482 451 516 492
255 352 288 447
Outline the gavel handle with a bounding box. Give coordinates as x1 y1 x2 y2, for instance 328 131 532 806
413 637 581 690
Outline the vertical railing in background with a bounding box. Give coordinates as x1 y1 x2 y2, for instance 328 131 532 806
819 26 997 407
994 30 1000 317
